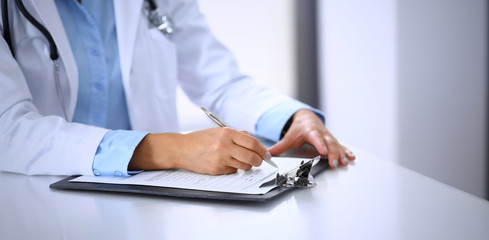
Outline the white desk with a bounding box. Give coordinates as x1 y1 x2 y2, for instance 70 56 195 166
1 146 488 240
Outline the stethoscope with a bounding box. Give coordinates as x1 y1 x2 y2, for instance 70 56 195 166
1 0 175 120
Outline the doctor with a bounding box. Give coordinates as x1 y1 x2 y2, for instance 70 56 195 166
0 0 355 176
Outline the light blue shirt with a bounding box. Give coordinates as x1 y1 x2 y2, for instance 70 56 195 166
55 0 323 176
55 0 146 176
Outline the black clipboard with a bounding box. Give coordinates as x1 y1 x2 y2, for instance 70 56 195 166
50 159 328 202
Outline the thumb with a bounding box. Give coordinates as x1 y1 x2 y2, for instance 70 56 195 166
268 138 293 156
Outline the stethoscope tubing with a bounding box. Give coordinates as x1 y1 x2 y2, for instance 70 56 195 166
2 0 65 118
1 0 174 121
2 0 59 60
2 0 14 56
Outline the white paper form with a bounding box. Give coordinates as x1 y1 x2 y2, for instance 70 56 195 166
71 157 316 195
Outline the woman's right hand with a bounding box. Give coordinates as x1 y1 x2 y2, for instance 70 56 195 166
129 128 272 175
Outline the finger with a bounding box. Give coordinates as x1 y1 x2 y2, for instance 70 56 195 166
232 131 270 160
304 131 342 169
268 131 304 156
230 145 263 167
227 157 253 171
268 138 298 156
214 166 238 175
343 146 356 161
339 146 348 166
325 137 340 169
205 163 238 175
306 130 328 156
268 139 291 156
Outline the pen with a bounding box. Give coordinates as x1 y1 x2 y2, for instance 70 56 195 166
200 106 278 168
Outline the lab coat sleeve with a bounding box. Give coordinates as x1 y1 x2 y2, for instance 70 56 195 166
0 37 108 176
170 0 299 134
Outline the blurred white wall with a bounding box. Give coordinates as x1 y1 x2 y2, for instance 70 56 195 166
177 0 297 131
397 0 487 199
318 0 398 164
318 0 487 198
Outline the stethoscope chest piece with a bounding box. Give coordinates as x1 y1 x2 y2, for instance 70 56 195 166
148 11 174 36
145 0 175 37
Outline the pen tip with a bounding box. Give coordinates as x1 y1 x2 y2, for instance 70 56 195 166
267 160 279 169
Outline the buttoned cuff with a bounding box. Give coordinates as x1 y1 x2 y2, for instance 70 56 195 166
92 130 148 176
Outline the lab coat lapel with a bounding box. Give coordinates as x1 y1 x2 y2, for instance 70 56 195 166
114 0 143 92
29 0 79 120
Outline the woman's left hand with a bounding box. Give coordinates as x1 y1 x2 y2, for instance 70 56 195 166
268 109 355 168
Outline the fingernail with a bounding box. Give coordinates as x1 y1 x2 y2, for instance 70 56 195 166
265 152 272 160
331 159 338 167
343 157 350 164
323 146 328 154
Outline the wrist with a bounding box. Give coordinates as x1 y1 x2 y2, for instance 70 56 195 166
280 115 294 139
280 109 314 139
129 133 182 170
294 109 322 123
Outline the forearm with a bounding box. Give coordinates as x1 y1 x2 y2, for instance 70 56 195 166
128 133 182 171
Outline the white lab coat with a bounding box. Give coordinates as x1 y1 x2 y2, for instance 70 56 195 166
0 0 292 175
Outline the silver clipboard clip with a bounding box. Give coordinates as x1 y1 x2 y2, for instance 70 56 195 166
260 156 320 188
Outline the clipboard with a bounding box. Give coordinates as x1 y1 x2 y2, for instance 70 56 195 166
50 158 329 202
